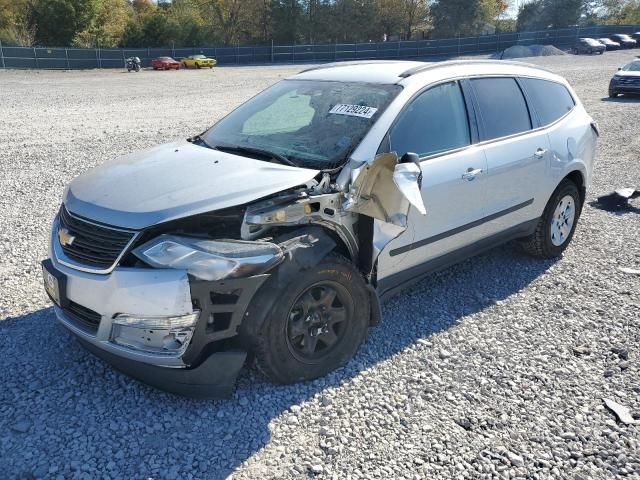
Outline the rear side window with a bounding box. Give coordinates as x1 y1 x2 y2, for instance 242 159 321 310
521 78 575 126
471 77 532 141
389 81 470 158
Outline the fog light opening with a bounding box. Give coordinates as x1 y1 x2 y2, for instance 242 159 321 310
110 311 200 356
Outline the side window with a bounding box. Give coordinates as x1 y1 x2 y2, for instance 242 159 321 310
521 78 575 126
471 77 532 141
389 81 471 158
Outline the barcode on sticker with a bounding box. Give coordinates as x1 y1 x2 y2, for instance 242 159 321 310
329 104 378 119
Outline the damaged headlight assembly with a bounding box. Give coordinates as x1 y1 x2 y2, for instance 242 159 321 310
132 234 287 281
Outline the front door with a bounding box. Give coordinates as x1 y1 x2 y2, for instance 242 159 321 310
375 80 489 283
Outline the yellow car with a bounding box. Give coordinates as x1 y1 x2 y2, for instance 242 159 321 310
181 54 217 69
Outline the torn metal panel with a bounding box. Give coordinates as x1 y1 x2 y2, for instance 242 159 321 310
242 192 359 260
344 153 410 227
344 152 426 226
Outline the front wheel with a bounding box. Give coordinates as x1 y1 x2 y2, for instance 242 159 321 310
521 180 582 259
253 255 370 384
196 62 201 69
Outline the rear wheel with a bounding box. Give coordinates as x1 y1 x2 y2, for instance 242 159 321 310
253 255 369 384
521 180 582 259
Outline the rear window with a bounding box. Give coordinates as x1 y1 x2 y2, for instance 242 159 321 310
521 78 575 126
471 77 532 141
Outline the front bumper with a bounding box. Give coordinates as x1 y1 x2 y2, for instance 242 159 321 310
47 247 268 398
610 81 640 94
78 338 246 398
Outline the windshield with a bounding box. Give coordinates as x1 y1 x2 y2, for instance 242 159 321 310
193 55 205 59
583 38 601 46
202 80 401 169
622 61 640 71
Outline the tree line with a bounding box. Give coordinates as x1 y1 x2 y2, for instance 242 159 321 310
0 0 639 49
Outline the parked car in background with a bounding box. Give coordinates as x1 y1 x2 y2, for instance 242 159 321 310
609 34 637 49
597 38 621 51
631 32 640 42
181 54 217 69
572 38 606 55
609 59 640 97
42 60 597 398
152 57 180 70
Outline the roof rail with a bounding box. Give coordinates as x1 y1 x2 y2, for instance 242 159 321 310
298 60 415 74
399 59 553 78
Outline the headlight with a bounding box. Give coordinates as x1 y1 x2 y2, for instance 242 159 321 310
133 234 284 281
111 311 200 356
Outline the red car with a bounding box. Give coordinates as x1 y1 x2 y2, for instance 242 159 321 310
151 57 180 70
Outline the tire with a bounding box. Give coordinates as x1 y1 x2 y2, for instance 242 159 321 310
253 254 370 384
610 90 619 98
520 179 582 259
196 62 201 69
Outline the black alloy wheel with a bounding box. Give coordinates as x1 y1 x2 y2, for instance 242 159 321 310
286 282 350 363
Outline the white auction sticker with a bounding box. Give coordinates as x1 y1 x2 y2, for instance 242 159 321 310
329 104 378 119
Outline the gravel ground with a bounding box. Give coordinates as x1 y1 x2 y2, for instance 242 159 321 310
0 52 639 480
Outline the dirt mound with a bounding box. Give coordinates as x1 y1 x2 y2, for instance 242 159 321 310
492 44 566 60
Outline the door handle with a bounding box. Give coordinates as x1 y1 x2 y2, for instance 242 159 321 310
534 148 547 159
461 168 483 181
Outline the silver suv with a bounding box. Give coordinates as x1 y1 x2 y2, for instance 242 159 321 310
42 60 598 398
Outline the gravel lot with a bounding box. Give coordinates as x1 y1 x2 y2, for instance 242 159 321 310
1 52 639 480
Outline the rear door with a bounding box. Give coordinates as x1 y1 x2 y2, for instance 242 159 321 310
376 80 489 281
469 76 550 236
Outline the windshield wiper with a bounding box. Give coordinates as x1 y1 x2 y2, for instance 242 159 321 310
213 144 299 168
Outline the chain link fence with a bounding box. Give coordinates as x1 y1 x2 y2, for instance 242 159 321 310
1 24 639 70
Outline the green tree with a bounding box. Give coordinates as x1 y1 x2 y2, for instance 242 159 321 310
516 0 544 30
430 0 485 36
32 0 100 46
73 0 132 47
0 0 35 46
542 0 583 27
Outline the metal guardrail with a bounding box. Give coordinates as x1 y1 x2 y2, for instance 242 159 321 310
1 25 639 69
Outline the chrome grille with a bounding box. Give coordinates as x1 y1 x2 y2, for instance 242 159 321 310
58 207 136 270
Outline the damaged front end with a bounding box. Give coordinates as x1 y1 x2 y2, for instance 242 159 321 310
57 152 425 399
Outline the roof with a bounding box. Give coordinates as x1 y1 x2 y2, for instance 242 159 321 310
291 60 424 84
289 59 563 86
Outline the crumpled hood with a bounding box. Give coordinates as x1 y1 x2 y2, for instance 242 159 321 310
64 141 320 230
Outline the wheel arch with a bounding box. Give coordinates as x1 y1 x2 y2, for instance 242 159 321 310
563 169 586 207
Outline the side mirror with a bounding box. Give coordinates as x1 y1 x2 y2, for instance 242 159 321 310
618 67 622 71
399 152 422 188
393 159 426 215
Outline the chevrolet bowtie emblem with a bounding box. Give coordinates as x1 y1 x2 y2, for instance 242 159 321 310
58 228 75 247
